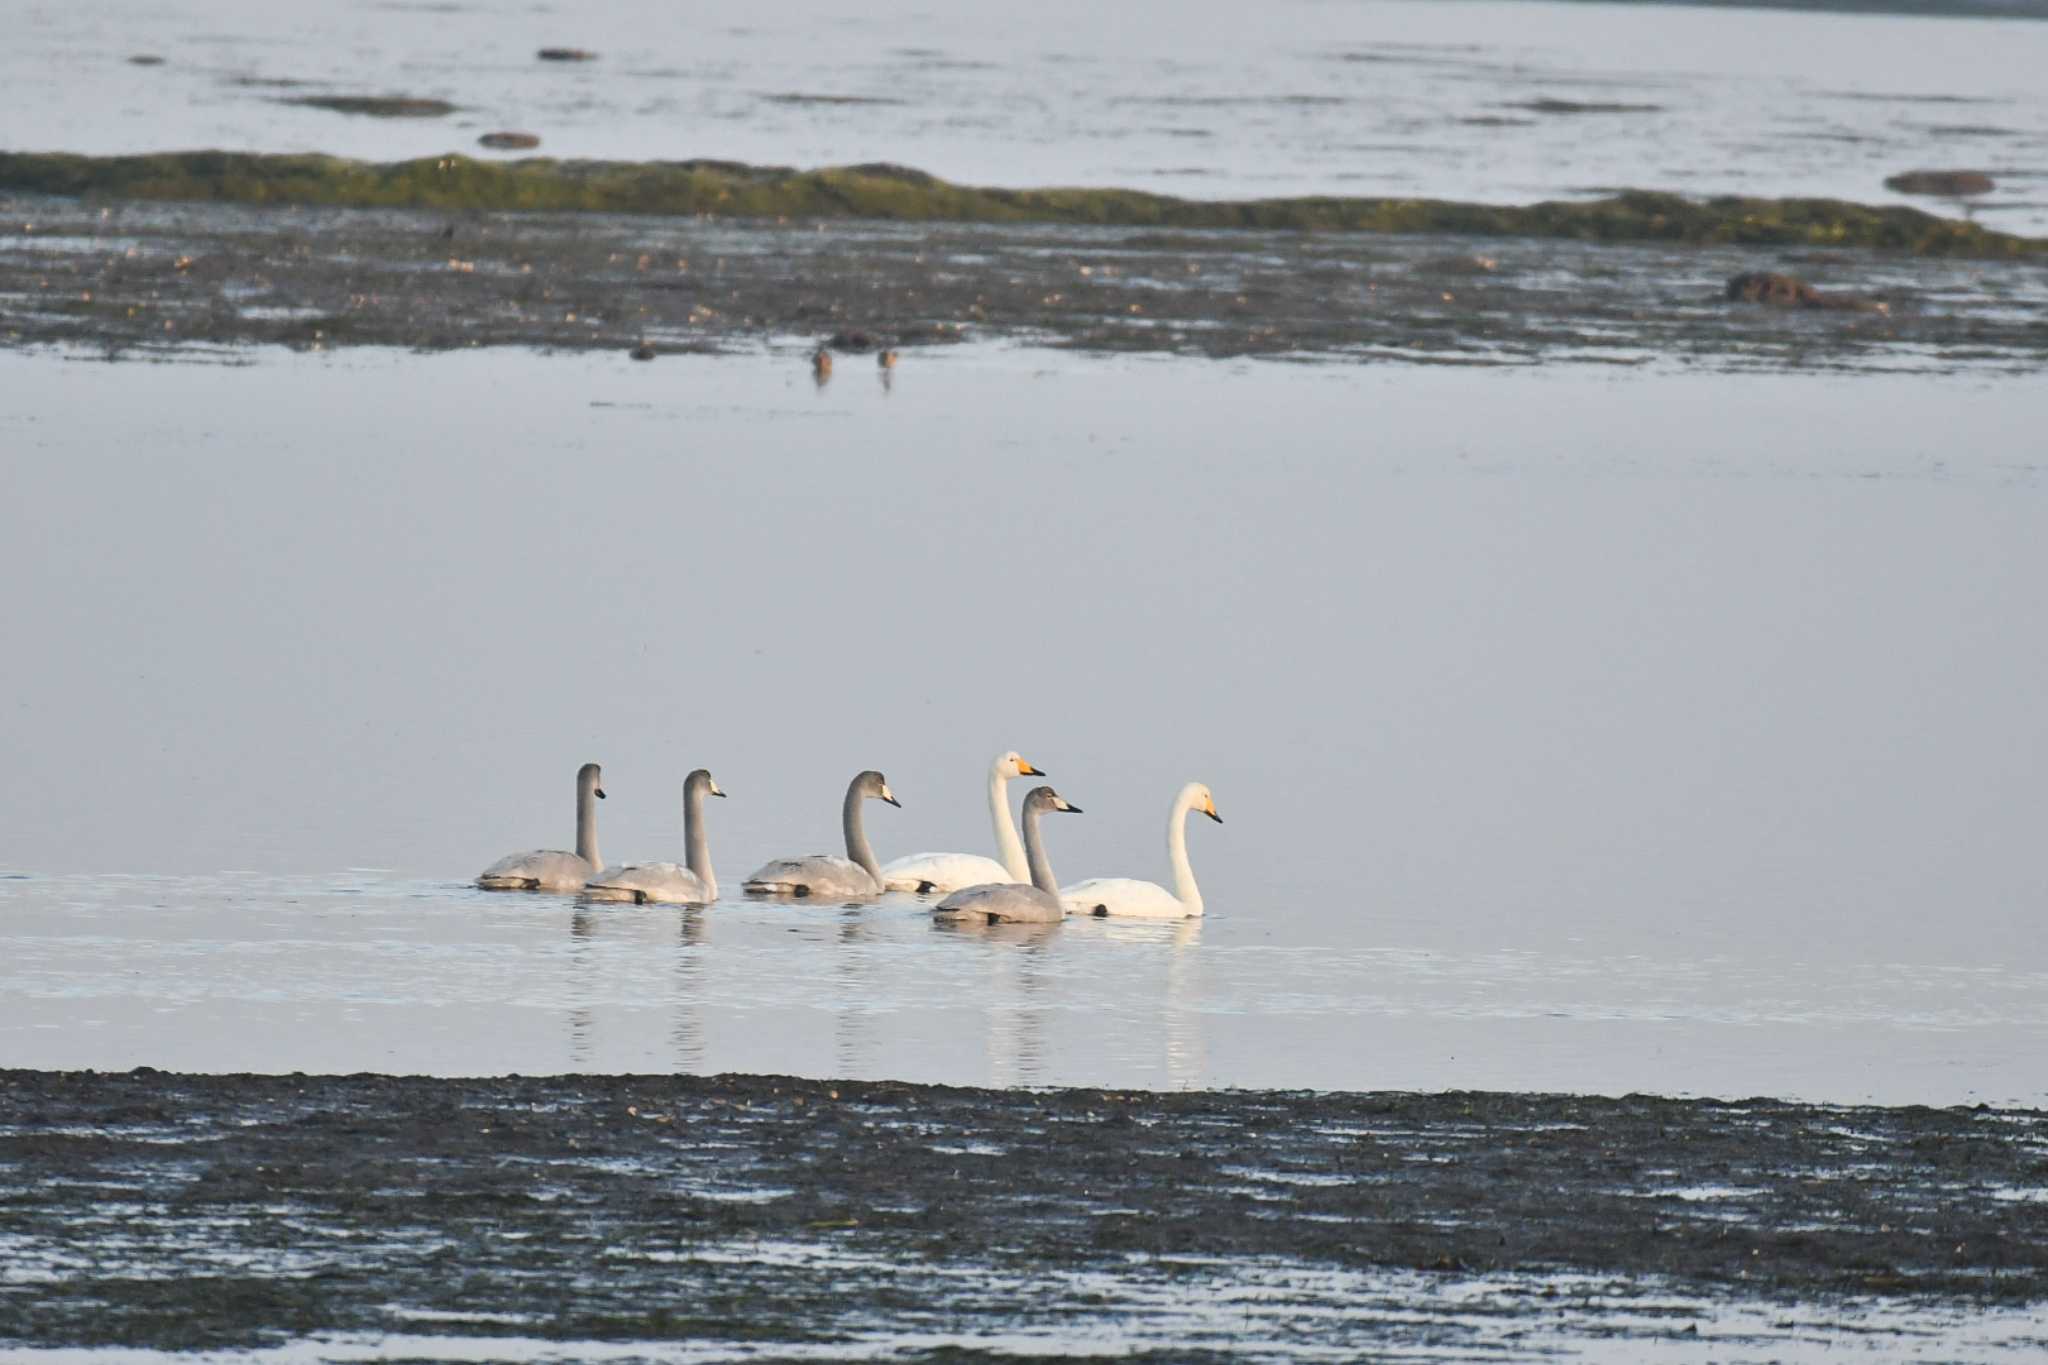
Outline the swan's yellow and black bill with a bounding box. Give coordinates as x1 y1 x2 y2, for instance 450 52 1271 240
1204 809 1222 823
1019 761 1044 776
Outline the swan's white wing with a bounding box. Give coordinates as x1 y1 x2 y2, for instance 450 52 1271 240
1058 877 1188 919
881 851 1014 894
478 849 595 893
743 855 879 898
936 882 1064 924
584 861 711 905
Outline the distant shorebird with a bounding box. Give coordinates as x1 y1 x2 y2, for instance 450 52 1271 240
812 348 833 385
877 349 898 369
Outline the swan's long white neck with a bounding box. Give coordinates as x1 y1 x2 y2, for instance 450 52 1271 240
1167 784 1204 916
843 781 882 882
988 759 1028 881
684 778 716 899
576 775 602 873
1021 797 1058 893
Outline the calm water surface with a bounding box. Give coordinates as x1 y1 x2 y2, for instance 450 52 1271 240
2 347 2044 1104
8 0 2048 229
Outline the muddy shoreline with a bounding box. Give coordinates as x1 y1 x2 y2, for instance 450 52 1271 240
1 1069 2042 1352
6 192 2047 366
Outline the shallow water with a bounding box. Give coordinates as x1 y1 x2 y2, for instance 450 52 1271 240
8 0 2048 230
3 346 2044 1105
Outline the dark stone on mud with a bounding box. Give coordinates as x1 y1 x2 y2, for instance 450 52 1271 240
629 342 656 360
1725 270 1887 312
287 95 457 118
1505 98 1665 115
537 47 597 62
127 54 165 66
1886 169 1996 197
478 131 541 151
827 328 880 352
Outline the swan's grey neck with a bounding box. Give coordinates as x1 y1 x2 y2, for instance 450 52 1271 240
842 780 882 882
988 759 1028 881
1021 798 1058 893
576 777 602 872
684 777 715 897
1167 785 1203 916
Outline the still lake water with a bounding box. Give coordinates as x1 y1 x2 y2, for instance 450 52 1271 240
3 346 2044 1104
8 0 2048 230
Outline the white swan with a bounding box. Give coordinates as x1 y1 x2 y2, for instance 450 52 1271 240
743 770 900 898
881 750 1045 893
477 761 606 892
1060 781 1221 919
935 787 1082 924
583 769 725 904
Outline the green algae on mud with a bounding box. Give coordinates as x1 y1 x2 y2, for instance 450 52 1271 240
2 149 2042 259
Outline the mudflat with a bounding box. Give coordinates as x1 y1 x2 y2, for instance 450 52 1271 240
5 191 2045 369
2 1069 2042 1352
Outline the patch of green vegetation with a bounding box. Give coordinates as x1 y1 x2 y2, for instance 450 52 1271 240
0 151 2040 258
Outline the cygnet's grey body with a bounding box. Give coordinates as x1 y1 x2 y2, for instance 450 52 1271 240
743 770 900 898
477 762 606 892
934 787 1081 924
583 769 725 904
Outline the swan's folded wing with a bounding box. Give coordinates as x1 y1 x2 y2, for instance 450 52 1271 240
881 851 1013 894
585 861 709 903
478 849 593 892
936 882 1063 923
1058 877 1186 918
744 855 878 897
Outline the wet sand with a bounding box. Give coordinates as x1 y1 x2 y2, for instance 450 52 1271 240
3 1069 2042 1354
5 192 2045 368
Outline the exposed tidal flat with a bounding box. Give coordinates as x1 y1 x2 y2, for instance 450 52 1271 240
5 168 2048 368
2 1069 2045 1359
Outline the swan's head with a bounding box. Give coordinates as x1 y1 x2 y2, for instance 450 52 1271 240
854 770 900 807
687 768 726 799
1189 783 1220 824
998 750 1045 779
579 761 606 800
1024 786 1082 815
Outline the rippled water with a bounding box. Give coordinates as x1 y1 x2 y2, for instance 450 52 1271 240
8 0 2048 230
3 346 2044 1105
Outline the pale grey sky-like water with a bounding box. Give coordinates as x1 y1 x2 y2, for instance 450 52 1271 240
7 0 2048 228
2 346 2044 1101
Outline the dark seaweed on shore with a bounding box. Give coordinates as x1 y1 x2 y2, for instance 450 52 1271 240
1 150 2042 259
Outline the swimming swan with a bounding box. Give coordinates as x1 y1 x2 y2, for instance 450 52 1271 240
583 769 725 904
935 787 1082 924
881 750 1045 893
1060 782 1221 919
742 770 900 898
477 761 606 892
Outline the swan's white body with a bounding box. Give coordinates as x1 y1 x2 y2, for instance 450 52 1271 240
744 771 900 900
882 751 1041 893
935 787 1079 925
1061 782 1220 920
478 762 606 893
584 769 723 905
